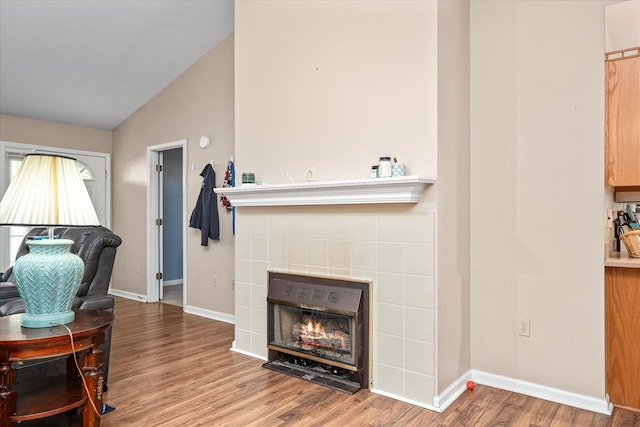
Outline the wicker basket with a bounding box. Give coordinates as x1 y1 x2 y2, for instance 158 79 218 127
620 230 640 258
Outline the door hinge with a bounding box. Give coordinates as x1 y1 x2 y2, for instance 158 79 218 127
156 218 163 226
156 164 162 172
156 272 163 280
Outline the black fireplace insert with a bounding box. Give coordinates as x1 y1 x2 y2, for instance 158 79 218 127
264 271 371 394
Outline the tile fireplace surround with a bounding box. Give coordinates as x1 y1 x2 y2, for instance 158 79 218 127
232 204 436 407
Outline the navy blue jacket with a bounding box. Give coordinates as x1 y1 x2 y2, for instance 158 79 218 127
189 164 220 245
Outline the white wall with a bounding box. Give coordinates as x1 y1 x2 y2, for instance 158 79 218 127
606 0 640 52
111 35 235 314
470 0 608 399
436 0 471 394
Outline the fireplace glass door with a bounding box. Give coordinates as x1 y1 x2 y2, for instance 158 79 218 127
270 303 356 367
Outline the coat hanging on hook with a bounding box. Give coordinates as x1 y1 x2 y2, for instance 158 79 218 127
189 164 220 245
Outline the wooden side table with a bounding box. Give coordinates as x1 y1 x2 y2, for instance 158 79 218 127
0 310 114 427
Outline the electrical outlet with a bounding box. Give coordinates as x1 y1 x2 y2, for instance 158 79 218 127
305 167 316 182
606 208 614 228
518 319 530 337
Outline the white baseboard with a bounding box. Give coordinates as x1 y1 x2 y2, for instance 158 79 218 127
184 304 234 325
230 340 268 361
434 370 472 412
163 279 183 287
370 388 441 412
471 370 613 415
109 288 148 303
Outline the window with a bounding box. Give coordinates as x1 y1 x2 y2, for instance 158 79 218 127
2 154 94 269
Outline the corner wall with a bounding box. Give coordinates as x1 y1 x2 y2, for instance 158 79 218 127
470 0 608 400
110 35 235 314
435 0 471 395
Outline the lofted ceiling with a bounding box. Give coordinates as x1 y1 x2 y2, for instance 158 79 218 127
0 0 234 130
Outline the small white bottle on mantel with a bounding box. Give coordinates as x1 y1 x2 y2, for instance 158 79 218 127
378 157 392 177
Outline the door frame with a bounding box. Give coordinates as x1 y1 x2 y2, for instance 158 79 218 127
146 140 187 304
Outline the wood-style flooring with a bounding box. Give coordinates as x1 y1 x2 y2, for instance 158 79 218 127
19 297 640 426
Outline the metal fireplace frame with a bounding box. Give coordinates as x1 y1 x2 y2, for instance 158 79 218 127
264 271 372 394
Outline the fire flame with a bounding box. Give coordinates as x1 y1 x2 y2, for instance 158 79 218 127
304 319 346 349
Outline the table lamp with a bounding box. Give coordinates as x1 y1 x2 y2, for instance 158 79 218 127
0 153 100 328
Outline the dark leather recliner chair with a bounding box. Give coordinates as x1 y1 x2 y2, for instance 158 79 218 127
0 226 122 386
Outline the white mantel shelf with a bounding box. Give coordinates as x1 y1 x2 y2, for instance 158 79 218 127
213 175 436 207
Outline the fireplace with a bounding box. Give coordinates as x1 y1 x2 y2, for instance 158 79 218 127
264 271 371 394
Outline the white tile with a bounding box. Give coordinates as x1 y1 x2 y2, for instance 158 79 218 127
235 259 251 283
326 215 352 240
405 371 435 404
328 240 351 269
251 260 268 286
251 283 267 311
306 213 328 239
375 302 403 336
352 241 376 271
374 363 404 395
375 333 404 368
235 281 251 307
377 214 404 243
235 305 252 331
235 235 251 260
405 275 435 309
268 237 286 263
252 236 268 261
269 216 287 238
352 214 377 242
252 309 267 335
252 215 269 237
404 243 433 276
251 332 268 358
286 265 307 275
267 261 287 272
286 238 307 265
405 339 434 376
307 238 328 266
404 213 435 244
328 267 351 278
405 307 435 342
306 265 328 276
376 272 403 305
377 242 403 274
286 215 307 238
234 328 251 352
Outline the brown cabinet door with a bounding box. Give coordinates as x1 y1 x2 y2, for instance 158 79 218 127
606 267 640 410
605 53 640 188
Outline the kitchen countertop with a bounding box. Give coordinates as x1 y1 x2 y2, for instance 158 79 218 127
605 252 640 268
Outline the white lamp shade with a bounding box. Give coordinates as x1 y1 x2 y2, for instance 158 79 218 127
0 154 100 226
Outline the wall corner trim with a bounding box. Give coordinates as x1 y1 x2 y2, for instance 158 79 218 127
434 370 473 412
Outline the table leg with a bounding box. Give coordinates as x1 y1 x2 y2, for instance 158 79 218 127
81 347 104 427
0 356 16 427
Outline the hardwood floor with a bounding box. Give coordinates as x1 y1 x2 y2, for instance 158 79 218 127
20 297 640 426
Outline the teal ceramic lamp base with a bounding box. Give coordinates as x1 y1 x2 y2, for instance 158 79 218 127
13 239 84 328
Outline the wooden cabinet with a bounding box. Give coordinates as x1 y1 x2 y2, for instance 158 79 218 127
605 267 640 410
605 49 640 188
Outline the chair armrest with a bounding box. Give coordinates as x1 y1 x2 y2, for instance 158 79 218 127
0 299 25 316
74 295 115 311
1 266 13 282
